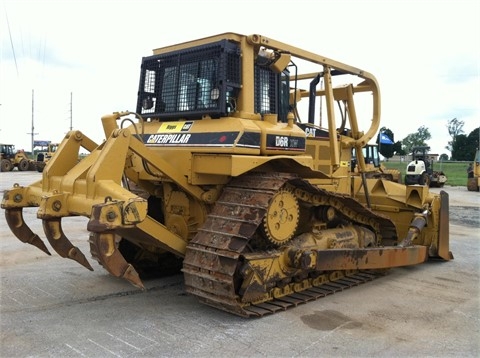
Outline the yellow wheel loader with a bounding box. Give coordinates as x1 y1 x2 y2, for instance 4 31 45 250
0 144 34 172
1 33 452 317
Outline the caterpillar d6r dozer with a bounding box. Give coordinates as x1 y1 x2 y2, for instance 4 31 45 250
1 33 452 317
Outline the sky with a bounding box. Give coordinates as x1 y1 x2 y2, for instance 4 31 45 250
1 0 479 157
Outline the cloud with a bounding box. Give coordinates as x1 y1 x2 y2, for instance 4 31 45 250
1 0 479 157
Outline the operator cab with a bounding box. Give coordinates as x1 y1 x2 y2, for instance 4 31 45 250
0 144 15 157
136 39 292 122
351 144 381 171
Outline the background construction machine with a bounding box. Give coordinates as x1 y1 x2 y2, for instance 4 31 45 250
467 148 479 191
0 144 34 172
405 146 447 187
32 140 59 172
1 33 451 317
352 144 401 182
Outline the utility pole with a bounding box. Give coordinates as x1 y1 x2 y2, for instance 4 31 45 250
70 92 73 131
27 89 38 154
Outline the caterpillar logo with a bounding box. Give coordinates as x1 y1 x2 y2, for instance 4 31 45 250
147 133 191 144
304 127 316 137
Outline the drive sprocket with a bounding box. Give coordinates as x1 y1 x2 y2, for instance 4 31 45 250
263 188 300 246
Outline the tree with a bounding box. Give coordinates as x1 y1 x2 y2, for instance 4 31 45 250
439 153 449 161
445 118 464 156
451 127 479 161
402 125 431 154
452 134 469 160
466 127 480 158
393 141 405 156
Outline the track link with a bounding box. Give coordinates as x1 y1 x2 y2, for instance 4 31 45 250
183 172 388 317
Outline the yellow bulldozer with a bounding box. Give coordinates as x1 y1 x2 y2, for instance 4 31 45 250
467 148 479 191
1 33 452 317
352 144 401 183
32 140 60 172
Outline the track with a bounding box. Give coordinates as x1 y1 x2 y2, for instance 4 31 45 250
183 172 390 317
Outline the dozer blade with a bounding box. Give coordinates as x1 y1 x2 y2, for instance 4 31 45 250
89 231 145 290
42 218 94 271
5 208 51 255
437 190 453 260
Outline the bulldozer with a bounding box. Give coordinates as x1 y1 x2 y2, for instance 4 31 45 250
0 144 34 172
32 140 60 172
467 148 479 191
352 144 401 183
1 33 452 317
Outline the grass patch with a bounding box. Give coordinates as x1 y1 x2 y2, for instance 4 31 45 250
383 161 470 187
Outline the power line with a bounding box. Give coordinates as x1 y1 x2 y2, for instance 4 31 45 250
4 4 19 76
